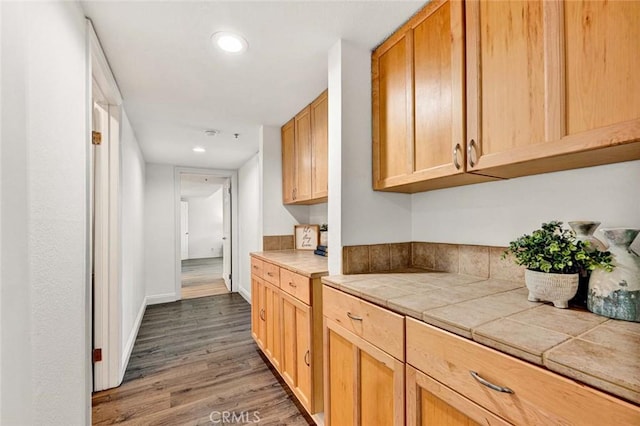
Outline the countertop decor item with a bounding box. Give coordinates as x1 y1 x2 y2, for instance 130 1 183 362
588 228 640 322
504 221 614 309
294 224 319 250
568 221 608 307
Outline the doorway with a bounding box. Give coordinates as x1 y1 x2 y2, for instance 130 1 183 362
179 173 231 299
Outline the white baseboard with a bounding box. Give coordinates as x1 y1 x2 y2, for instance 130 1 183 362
238 286 251 304
146 293 177 305
120 296 147 382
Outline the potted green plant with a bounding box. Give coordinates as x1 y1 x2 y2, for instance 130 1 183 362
504 221 614 309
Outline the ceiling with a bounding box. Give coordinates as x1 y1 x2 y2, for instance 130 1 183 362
180 174 226 198
81 1 424 169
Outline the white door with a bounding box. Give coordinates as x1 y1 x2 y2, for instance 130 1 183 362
181 201 189 260
222 180 232 290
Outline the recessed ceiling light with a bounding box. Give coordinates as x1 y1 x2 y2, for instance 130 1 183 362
193 147 206 153
211 31 248 54
205 129 220 137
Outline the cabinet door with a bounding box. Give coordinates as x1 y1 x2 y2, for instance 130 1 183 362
413 0 466 180
251 277 266 349
294 106 312 202
264 281 281 372
310 90 328 200
466 0 547 173
281 119 296 204
372 32 413 189
564 1 640 136
407 365 509 426
324 317 404 426
281 292 313 411
466 0 640 178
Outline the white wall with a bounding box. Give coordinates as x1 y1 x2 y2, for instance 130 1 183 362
144 163 176 303
259 125 311 234
120 111 146 372
238 154 261 301
1 1 90 424
310 203 328 226
412 160 640 246
327 39 412 274
187 188 224 259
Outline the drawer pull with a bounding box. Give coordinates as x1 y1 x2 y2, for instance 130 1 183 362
288 281 297 288
259 308 265 321
253 265 258 269
470 371 514 394
304 350 310 366
347 312 363 321
267 272 274 277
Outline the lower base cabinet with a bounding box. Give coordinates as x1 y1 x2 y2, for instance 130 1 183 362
323 286 405 426
250 255 323 415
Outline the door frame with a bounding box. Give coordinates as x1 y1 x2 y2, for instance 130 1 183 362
174 167 238 297
88 19 123 391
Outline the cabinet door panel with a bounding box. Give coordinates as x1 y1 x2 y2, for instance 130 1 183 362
413 0 465 175
360 350 395 426
327 328 356 425
295 107 312 201
296 305 311 408
311 91 328 200
564 0 640 135
325 317 404 426
252 277 266 349
264 282 281 371
374 35 413 186
281 296 298 387
476 0 546 158
282 119 295 204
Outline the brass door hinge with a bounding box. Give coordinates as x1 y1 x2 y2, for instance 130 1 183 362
92 131 102 145
93 348 102 363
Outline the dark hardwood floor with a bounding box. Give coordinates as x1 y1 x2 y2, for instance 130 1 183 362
92 294 314 425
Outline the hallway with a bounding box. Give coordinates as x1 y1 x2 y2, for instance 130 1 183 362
181 257 229 299
92 294 313 425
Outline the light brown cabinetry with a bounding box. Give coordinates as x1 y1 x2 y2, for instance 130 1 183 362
282 90 328 205
323 286 405 426
374 0 640 193
406 318 640 425
465 0 640 178
250 255 324 415
373 0 495 193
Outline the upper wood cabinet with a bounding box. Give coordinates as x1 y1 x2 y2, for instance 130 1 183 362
373 0 496 193
281 119 296 204
465 0 640 178
282 90 328 205
374 0 640 193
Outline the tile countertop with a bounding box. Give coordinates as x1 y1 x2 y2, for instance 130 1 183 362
251 250 328 278
321 272 640 405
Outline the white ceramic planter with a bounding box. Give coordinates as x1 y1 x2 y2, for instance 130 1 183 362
525 269 579 309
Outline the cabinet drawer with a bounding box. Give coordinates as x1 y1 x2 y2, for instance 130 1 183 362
279 268 311 305
251 257 264 278
406 318 640 425
263 262 280 285
323 286 404 361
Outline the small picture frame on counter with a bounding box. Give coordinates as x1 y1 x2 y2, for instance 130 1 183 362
294 224 319 250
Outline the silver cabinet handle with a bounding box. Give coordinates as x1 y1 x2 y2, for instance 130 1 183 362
347 312 363 321
288 281 297 288
467 139 477 167
470 371 514 394
453 143 462 170
304 350 310 366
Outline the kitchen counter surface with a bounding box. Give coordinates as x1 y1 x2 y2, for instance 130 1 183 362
251 250 328 278
322 272 640 405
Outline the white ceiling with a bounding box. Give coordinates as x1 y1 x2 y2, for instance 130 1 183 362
180 174 227 198
81 1 424 169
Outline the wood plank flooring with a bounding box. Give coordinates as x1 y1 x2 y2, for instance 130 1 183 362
182 257 229 300
92 294 314 425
